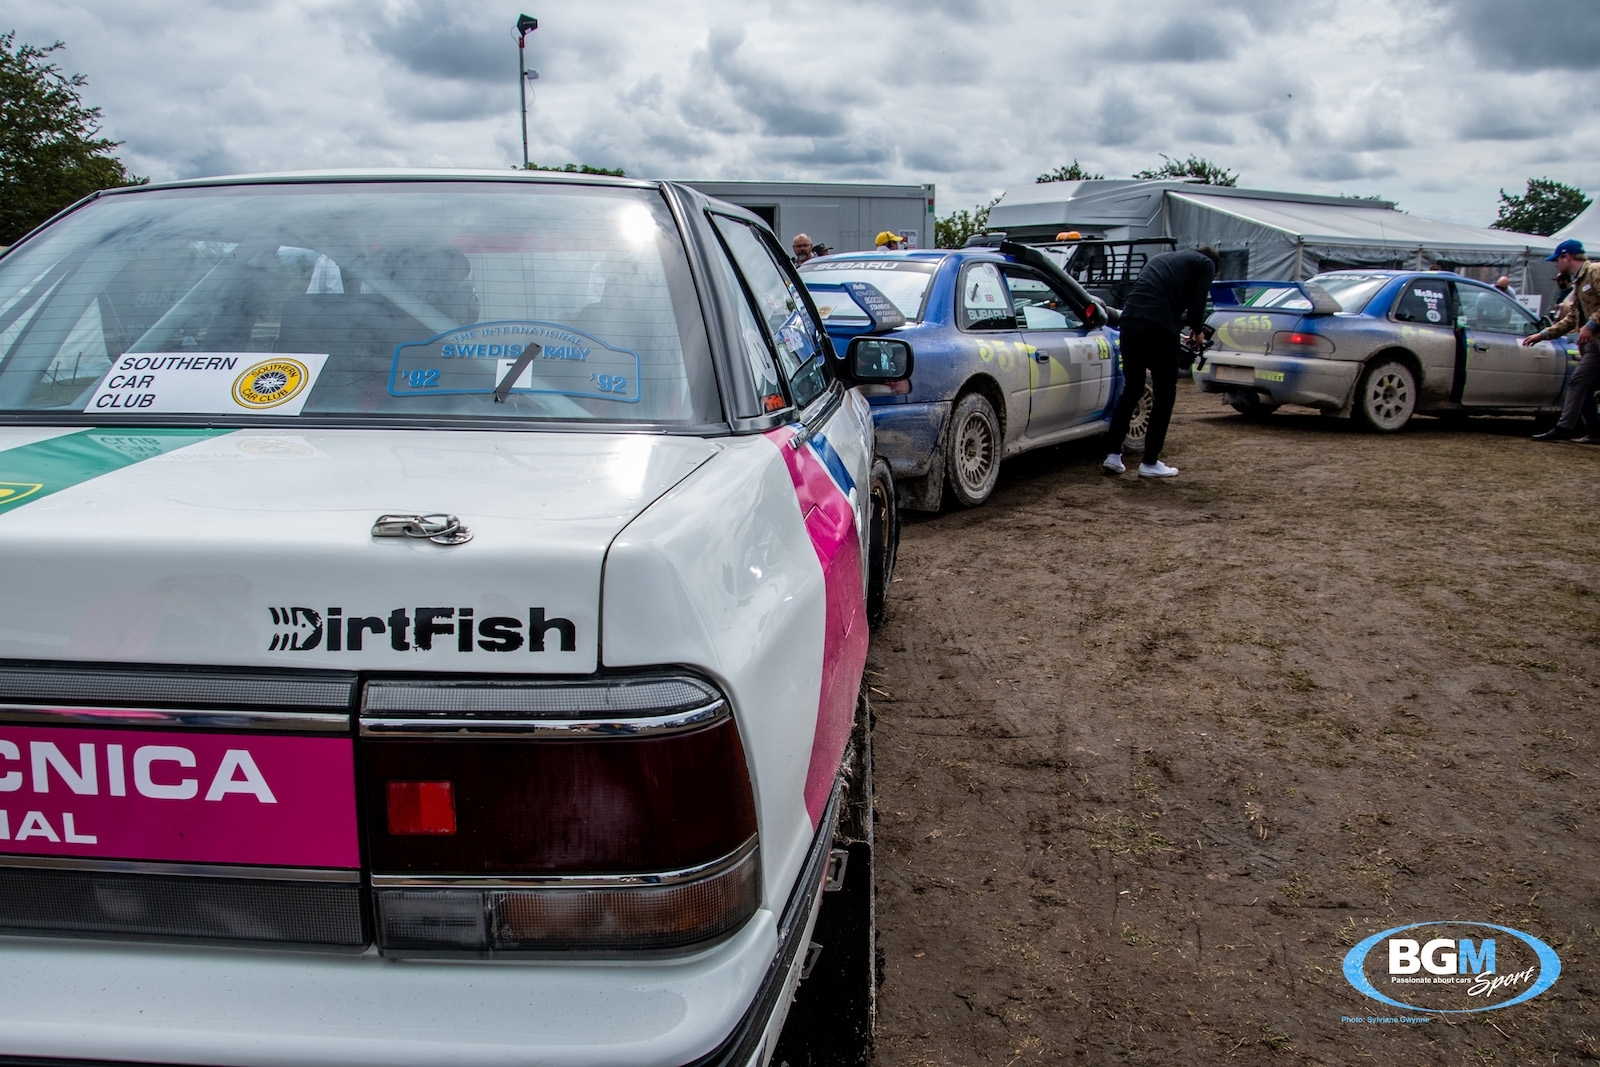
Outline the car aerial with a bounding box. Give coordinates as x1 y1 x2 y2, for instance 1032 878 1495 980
799 241 1149 510
1193 270 1576 432
0 169 911 1067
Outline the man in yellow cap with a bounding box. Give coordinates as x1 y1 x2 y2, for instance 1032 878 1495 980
875 231 904 251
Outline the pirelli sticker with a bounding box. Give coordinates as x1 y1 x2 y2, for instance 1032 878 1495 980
84 353 328 415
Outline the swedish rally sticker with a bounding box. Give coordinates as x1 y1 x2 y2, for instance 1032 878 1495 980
233 359 309 409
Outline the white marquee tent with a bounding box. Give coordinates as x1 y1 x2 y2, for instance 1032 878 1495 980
988 180 1557 297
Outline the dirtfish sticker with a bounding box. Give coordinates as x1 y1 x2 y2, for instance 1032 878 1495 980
1342 921 1559 1016
390 321 641 403
269 605 577 653
84 354 328 415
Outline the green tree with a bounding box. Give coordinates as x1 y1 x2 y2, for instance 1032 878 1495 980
0 32 144 245
935 196 1000 248
1133 153 1238 186
1036 160 1105 183
521 161 626 176
1490 177 1590 236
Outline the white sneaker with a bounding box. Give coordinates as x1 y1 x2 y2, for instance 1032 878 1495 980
1137 460 1180 478
1102 453 1125 475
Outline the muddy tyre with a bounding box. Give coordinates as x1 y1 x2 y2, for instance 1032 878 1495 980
945 392 1001 507
1355 358 1416 433
1123 371 1153 454
865 456 898 629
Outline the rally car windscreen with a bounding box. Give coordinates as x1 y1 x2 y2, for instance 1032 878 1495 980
798 259 936 323
0 182 719 426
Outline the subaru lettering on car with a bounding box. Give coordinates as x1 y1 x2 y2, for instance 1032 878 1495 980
0 170 908 1067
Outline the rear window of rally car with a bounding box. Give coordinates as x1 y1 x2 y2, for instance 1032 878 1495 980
799 257 937 323
0 182 720 425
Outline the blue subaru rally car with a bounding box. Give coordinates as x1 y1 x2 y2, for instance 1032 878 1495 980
799 243 1148 509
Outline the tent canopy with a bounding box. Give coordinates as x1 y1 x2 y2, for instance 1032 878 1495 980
988 180 1554 282
1553 199 1600 247
1166 190 1552 278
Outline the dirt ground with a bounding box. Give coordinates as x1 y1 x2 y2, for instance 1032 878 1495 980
867 384 1600 1065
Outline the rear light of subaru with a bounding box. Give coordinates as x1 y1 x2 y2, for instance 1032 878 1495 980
1271 330 1335 355
359 673 760 957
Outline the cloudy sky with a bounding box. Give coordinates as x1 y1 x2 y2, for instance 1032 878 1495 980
9 0 1598 227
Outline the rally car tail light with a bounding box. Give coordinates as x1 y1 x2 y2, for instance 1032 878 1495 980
386 781 456 835
358 673 761 956
1271 330 1335 355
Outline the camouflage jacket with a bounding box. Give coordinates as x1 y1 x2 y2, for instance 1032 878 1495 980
1541 260 1600 339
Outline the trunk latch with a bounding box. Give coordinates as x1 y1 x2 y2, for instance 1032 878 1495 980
372 514 474 546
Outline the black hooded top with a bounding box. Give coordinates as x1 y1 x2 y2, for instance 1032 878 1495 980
1119 249 1216 336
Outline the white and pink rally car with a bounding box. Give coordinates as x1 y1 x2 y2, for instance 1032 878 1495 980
0 171 909 1066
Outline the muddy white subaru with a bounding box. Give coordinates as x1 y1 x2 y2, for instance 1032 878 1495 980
0 171 907 1066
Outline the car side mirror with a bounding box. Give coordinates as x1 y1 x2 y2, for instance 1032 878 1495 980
846 336 913 383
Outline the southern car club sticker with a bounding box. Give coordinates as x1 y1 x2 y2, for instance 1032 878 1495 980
268 605 576 653
84 352 329 415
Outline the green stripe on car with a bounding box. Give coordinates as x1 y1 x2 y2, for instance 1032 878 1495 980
0 428 231 515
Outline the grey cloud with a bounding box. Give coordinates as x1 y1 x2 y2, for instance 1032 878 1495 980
1113 15 1238 62
384 81 501 123
173 142 250 180
851 0 1001 23
1293 152 1397 183
368 1 515 84
701 29 851 139
1453 103 1565 142
901 129 982 174
1420 0 1599 71
756 130 899 171
1095 89 1151 147
1189 120 1237 145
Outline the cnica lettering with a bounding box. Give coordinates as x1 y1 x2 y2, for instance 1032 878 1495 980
0 740 276 803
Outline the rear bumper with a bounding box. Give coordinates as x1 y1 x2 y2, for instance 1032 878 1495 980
0 792 840 1067
1194 352 1359 411
869 400 950 479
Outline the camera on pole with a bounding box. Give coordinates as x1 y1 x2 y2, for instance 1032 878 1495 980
517 14 539 169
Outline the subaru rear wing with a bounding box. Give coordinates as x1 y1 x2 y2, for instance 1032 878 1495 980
1210 279 1342 316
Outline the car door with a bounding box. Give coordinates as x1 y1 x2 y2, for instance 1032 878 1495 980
710 213 872 558
1389 276 1459 403
956 260 1029 423
1001 265 1110 438
1454 281 1566 407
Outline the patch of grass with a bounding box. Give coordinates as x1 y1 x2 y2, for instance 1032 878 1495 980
1278 869 1317 901
1258 1024 1293 1053
1090 815 1172 856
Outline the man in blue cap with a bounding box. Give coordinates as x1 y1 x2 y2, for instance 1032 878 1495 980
1524 238 1600 442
